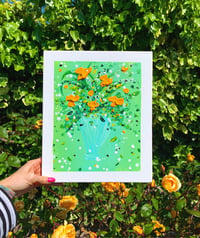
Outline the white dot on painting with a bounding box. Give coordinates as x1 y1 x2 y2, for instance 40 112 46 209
109 70 112 73
57 83 62 87
61 165 64 168
106 168 108 171
79 147 82 150
116 74 120 77
128 159 131 162
88 167 92 170
56 139 59 142
136 134 138 137
115 151 118 154
129 166 132 170
64 160 66 163
96 165 99 168
69 74 73 78
68 167 71 171
75 65 79 67
57 117 61 120
118 158 121 161
131 145 135 148
58 160 61 163
135 163 139 167
96 157 101 161
65 148 68 150
88 149 92 153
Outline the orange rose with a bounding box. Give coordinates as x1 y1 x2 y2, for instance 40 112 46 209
150 179 156 188
152 220 165 236
187 153 195 162
75 67 92 80
14 200 24 212
59 196 78 211
162 173 181 193
89 231 97 238
30 234 38 238
101 182 121 193
133 225 143 235
51 224 76 238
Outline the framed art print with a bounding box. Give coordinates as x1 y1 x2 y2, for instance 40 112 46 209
42 51 152 182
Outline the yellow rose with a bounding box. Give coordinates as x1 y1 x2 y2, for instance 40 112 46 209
30 234 38 238
14 200 24 212
101 182 120 192
152 220 165 236
162 173 181 193
197 184 200 196
133 225 143 235
59 196 78 211
187 153 195 162
150 179 156 188
51 224 75 238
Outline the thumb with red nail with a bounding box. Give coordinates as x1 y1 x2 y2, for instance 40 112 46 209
0 158 56 196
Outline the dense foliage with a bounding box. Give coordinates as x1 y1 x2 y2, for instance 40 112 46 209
0 0 199 237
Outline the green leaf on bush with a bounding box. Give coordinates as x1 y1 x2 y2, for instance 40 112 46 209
0 152 8 162
109 219 118 232
141 204 152 217
143 223 154 235
0 126 8 139
185 209 200 218
152 198 159 210
7 156 21 167
175 198 186 211
114 211 124 222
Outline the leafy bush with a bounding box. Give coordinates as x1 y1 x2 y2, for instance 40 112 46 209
0 0 199 237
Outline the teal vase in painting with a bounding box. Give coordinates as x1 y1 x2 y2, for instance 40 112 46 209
79 115 111 160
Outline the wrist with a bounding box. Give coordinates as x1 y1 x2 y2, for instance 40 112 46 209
0 179 16 198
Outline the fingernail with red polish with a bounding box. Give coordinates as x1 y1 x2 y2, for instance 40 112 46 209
48 177 56 183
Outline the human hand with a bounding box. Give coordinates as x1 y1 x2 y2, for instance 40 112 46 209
0 158 55 196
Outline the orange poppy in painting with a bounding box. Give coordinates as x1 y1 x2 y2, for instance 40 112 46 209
100 75 113 87
121 66 129 72
87 101 99 111
88 90 94 96
75 67 92 80
108 96 124 107
66 95 80 107
123 88 129 94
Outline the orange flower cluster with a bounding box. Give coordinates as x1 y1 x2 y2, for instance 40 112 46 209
88 90 94 96
133 225 143 235
75 67 92 80
101 182 129 197
51 224 76 238
187 153 195 162
100 75 113 87
123 88 129 94
108 96 124 107
66 95 80 107
152 220 165 236
59 195 78 211
162 173 181 193
87 100 99 111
